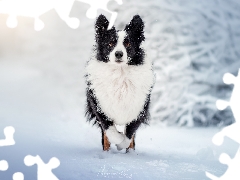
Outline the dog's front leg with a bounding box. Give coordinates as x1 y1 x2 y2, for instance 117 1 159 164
116 119 142 151
105 125 125 145
87 88 116 151
98 118 125 151
96 117 115 151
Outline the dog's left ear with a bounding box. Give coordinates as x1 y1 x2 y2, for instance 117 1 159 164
125 15 145 44
95 14 115 41
95 14 109 35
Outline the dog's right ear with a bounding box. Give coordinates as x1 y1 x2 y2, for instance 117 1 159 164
95 14 109 37
125 15 145 45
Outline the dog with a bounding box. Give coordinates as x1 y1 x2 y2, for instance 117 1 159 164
85 14 154 152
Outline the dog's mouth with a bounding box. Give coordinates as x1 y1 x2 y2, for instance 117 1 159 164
115 59 123 63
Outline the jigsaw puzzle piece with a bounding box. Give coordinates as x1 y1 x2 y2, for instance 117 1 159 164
222 72 236 85
212 123 240 146
54 0 80 29
228 70 240 121
215 72 236 111
206 148 240 180
216 100 229 111
0 0 52 31
13 172 24 180
207 69 240 179
0 0 80 30
24 155 60 180
0 160 8 171
206 172 220 180
217 70 240 120
0 126 15 147
78 0 122 29
213 69 240 146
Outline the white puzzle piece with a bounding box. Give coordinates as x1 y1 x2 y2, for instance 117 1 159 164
0 160 8 171
0 126 25 179
24 155 60 180
13 172 24 180
78 0 122 29
0 0 79 30
206 69 240 179
0 0 123 30
206 148 240 180
0 126 15 147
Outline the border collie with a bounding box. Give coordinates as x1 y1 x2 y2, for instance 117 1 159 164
85 14 154 152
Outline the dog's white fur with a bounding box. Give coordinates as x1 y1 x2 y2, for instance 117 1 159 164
106 126 124 144
86 56 153 125
116 135 132 150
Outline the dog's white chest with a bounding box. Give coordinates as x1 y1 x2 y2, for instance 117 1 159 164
86 60 153 125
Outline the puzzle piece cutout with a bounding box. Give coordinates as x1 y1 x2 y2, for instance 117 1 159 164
12 172 24 180
212 122 240 146
212 69 240 146
0 0 79 31
216 69 240 120
0 0 123 30
1 160 24 180
206 69 240 179
0 160 8 171
78 0 122 29
0 126 24 180
24 155 60 180
206 148 240 180
0 126 15 147
0 126 60 180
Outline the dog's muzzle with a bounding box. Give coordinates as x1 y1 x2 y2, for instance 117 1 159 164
115 51 123 62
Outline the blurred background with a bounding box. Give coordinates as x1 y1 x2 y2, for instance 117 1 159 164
1 0 240 179
1 0 240 127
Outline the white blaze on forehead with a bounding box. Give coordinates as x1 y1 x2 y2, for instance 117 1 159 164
117 31 126 45
109 30 128 63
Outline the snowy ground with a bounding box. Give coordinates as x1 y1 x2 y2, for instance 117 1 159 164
0 0 239 180
0 64 238 180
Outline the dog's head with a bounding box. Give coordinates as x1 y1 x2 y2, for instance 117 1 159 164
95 14 145 66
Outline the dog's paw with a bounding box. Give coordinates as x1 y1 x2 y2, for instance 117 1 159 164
106 126 124 144
116 136 131 151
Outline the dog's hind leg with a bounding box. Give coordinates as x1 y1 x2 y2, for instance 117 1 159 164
101 127 110 151
103 132 110 151
126 134 135 152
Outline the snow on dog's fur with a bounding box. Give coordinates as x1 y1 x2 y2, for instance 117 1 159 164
85 14 154 151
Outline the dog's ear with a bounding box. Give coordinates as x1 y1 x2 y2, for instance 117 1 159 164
95 14 115 41
95 14 110 36
125 15 145 44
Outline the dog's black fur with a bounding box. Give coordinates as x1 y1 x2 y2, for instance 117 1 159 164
95 14 145 65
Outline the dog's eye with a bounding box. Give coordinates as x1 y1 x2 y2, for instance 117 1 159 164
124 40 131 47
125 42 131 47
109 42 114 47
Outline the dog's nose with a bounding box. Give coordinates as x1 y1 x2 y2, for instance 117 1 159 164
115 51 123 59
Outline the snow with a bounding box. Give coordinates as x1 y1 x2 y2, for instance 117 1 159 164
0 0 239 179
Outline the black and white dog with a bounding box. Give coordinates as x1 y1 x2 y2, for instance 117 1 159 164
85 14 154 151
